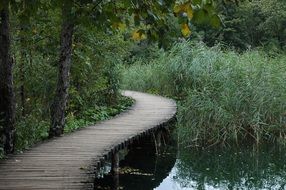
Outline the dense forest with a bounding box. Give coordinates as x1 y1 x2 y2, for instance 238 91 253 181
122 0 286 147
0 0 285 159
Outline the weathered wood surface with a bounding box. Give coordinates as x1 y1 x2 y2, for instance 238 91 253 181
0 91 176 190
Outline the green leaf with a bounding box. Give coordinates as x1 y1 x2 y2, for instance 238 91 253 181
210 15 221 28
203 3 215 14
192 0 202 5
193 9 208 24
134 14 140 26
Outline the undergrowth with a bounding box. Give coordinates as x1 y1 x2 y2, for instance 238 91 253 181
12 95 134 155
121 42 286 147
64 95 134 133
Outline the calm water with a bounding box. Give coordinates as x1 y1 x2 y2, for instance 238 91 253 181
94 139 286 190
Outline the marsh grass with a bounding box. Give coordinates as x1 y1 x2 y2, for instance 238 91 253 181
121 42 286 147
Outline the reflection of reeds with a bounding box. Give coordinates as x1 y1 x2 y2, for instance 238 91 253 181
122 42 286 146
175 144 286 189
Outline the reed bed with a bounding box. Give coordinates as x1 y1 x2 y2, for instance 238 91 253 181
121 42 286 146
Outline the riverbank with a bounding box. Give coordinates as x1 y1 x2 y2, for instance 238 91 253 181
94 138 286 190
121 42 286 147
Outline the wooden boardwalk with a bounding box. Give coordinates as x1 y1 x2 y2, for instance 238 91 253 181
0 91 176 190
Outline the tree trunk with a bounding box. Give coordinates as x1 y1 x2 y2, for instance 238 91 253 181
0 1 16 154
19 24 27 116
49 0 74 137
19 54 25 116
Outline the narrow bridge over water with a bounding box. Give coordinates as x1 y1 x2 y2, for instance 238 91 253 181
0 91 177 190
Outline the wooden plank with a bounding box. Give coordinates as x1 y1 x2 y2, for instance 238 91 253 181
0 91 176 190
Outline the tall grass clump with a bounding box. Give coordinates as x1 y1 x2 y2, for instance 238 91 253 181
121 42 286 147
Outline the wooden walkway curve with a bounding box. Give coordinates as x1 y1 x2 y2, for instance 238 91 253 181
0 91 176 190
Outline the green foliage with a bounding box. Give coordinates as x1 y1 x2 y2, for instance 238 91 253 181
0 148 3 159
65 95 134 133
82 0 220 44
121 42 286 146
69 27 131 113
7 2 135 155
1 0 220 156
195 0 286 51
2 0 286 153
15 115 49 150
121 42 195 99
13 95 133 150
127 42 163 64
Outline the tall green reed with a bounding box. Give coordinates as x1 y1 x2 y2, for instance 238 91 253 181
121 42 286 146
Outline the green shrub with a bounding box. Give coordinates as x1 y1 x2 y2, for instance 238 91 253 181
65 95 134 133
121 42 286 146
15 115 49 150
12 95 133 152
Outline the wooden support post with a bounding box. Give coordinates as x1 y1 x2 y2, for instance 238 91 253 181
153 130 163 155
152 133 158 155
111 151 119 190
112 151 119 174
162 132 166 146
156 131 162 149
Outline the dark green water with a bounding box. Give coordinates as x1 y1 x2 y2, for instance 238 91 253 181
94 140 286 190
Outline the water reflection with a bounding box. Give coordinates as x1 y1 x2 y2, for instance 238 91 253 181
170 145 286 190
94 141 286 190
94 137 177 190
